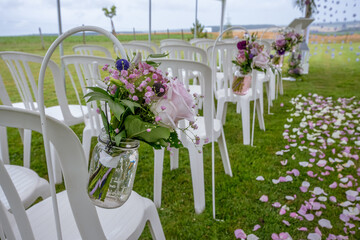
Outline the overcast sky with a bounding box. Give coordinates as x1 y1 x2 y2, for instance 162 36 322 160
0 0 358 36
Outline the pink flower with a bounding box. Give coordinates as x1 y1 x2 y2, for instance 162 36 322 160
253 52 269 69
132 95 139 101
275 35 286 47
151 79 195 128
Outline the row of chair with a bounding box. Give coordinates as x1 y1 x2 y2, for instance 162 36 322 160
0 27 286 238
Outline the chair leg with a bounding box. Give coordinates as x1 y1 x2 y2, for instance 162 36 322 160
153 148 164 208
82 128 93 165
240 100 250 145
256 100 266 131
0 127 9 164
170 148 179 170
236 101 241 114
23 129 32 168
50 143 63 184
144 198 166 240
188 144 205 214
218 129 232 177
279 72 284 95
216 98 227 124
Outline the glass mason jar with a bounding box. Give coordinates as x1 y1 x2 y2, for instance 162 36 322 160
232 69 252 95
87 130 140 208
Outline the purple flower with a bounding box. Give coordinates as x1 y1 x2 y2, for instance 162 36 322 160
237 40 247 50
249 53 254 59
277 49 286 55
115 59 130 71
270 54 274 59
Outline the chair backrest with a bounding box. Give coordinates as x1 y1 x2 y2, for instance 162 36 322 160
160 39 191 47
0 106 107 239
61 55 115 136
73 44 112 58
128 40 160 53
151 59 214 135
159 44 207 64
0 51 80 125
122 43 155 60
191 39 215 52
207 43 238 100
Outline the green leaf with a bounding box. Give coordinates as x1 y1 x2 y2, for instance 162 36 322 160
124 115 170 145
120 100 141 114
108 99 125 121
100 110 109 132
86 86 109 96
114 130 126 146
84 91 112 102
148 53 169 58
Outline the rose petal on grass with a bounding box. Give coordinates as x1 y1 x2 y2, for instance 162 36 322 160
329 182 337 189
272 202 281 208
307 233 321 240
256 176 265 181
247 234 259 240
282 220 290 226
234 229 247 239
318 219 333 229
279 208 286 215
329 196 337 202
259 195 268 202
297 227 308 231
253 224 261 231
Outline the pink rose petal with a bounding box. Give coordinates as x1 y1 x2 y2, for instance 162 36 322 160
272 202 281 208
279 208 286 215
234 229 247 239
329 196 337 202
318 219 332 229
253 224 261 231
297 227 308 231
282 220 290 226
259 195 268 202
304 213 314 221
329 182 337 189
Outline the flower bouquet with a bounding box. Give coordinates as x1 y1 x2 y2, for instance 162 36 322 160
271 30 303 66
232 34 270 95
287 52 303 78
84 53 197 207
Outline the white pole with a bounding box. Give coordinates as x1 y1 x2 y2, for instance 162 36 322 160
220 0 226 36
149 0 152 43
194 0 198 39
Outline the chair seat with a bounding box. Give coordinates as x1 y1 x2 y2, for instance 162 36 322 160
0 165 49 210
11 102 88 126
216 88 260 102
10 190 151 239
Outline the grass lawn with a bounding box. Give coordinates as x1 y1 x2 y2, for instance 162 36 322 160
0 34 359 239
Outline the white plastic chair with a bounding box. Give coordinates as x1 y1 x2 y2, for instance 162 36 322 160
159 44 207 64
0 105 165 240
129 40 160 53
254 39 275 115
208 35 265 146
0 51 89 183
61 55 115 163
158 44 208 110
73 44 113 58
260 26 285 97
160 39 191 47
122 43 155 60
151 59 232 214
0 89 50 211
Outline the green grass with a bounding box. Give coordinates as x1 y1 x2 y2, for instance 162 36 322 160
0 35 359 239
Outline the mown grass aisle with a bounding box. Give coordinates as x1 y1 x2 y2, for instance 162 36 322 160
234 94 359 239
